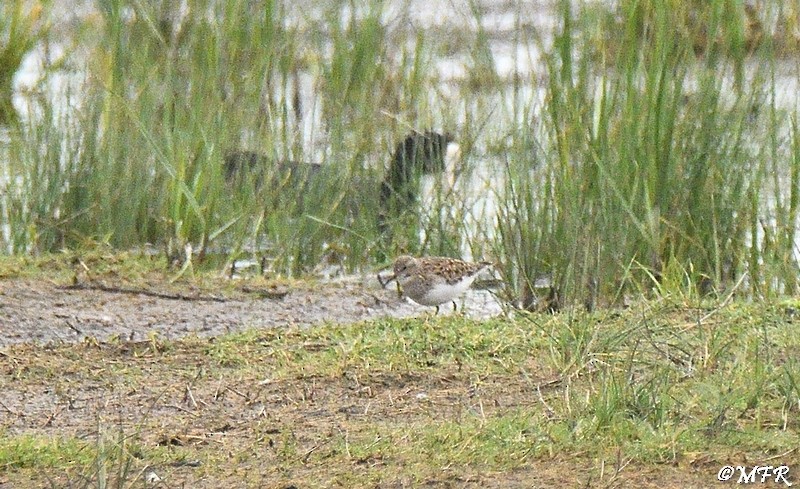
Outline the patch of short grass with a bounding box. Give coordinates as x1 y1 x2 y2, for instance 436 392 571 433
204 314 555 378
0 430 187 488
0 434 95 470
3 299 800 487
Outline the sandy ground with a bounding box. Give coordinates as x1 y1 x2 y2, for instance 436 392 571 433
0 276 504 346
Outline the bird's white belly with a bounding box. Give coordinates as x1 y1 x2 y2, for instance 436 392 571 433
415 277 475 306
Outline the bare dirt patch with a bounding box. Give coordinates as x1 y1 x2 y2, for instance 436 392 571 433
0 264 502 346
0 277 419 346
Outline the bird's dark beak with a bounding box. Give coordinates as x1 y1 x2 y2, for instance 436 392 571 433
378 272 397 289
377 273 403 298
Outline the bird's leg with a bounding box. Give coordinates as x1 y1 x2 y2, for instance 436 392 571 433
451 300 457 312
434 305 440 315
395 281 403 298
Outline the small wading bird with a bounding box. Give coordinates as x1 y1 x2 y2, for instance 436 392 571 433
382 255 493 314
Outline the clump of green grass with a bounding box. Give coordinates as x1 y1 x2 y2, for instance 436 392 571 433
0 429 177 488
0 0 49 125
496 0 799 309
0 434 95 471
6 0 800 312
3 0 460 273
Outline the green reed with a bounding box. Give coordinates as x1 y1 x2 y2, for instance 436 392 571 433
494 0 800 308
0 1 50 125
5 0 800 303
3 0 465 274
